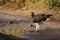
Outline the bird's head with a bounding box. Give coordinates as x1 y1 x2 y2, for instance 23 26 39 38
30 12 35 18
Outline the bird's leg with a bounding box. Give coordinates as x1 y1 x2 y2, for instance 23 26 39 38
34 23 40 32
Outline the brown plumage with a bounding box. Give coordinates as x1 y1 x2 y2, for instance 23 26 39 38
30 12 53 32
31 12 53 23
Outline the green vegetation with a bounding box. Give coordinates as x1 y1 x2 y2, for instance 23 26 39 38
0 0 60 10
46 0 60 9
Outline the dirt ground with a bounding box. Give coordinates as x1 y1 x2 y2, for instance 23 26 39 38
0 8 60 40
25 28 60 40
